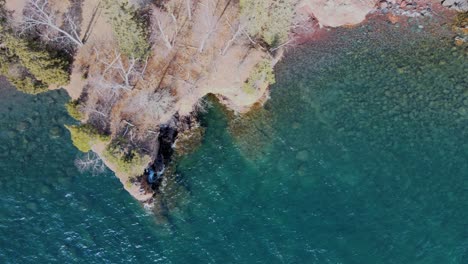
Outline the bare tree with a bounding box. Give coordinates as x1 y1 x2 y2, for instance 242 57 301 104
84 79 119 115
221 18 247 55
194 96 212 113
195 0 218 53
94 48 148 92
186 0 192 20
75 152 106 175
125 88 176 124
22 0 84 47
151 7 179 50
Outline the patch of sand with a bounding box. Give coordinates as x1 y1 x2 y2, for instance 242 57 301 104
65 70 88 99
49 0 71 13
5 0 27 23
300 0 378 27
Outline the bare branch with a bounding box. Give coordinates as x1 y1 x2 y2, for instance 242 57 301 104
22 0 84 47
123 88 176 126
75 152 106 176
151 7 180 51
186 0 192 20
195 0 218 53
93 48 146 92
221 18 246 55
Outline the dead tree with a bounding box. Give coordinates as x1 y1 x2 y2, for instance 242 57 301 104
186 0 192 20
221 18 246 55
195 0 218 53
125 88 176 125
75 152 106 175
94 48 148 92
22 0 84 47
151 7 179 50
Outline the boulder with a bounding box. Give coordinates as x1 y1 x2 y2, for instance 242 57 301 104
296 150 310 161
49 126 63 139
441 0 468 12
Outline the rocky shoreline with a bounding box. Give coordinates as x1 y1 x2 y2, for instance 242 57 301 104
2 0 465 211
130 0 467 210
129 113 203 208
376 0 437 17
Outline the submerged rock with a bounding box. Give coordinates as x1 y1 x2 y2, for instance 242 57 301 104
292 122 302 129
6 129 16 139
174 125 205 157
16 121 30 132
296 150 310 161
297 164 308 176
49 126 63 139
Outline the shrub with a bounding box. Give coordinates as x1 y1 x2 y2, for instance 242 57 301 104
243 60 275 94
1 12 67 93
0 54 48 94
65 124 109 152
103 140 150 175
7 76 47 94
240 0 294 46
104 0 150 59
66 100 84 121
1 32 70 86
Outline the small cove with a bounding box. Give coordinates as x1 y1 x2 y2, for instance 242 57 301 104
0 17 467 263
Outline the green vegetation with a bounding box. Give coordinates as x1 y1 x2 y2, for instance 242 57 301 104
240 0 294 46
1 3 44 95
1 32 70 86
66 100 84 121
0 54 48 94
103 138 150 175
0 1 70 94
65 124 109 152
105 0 150 59
243 60 275 94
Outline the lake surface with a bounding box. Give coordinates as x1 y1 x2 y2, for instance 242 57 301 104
0 18 467 263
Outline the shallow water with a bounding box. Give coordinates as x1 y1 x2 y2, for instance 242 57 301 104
1 18 467 263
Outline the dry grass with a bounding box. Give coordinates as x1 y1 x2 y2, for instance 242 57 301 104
145 0 271 116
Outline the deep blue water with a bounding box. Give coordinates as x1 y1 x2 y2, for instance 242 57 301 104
1 19 467 263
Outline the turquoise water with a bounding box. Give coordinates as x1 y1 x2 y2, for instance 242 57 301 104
1 19 467 263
